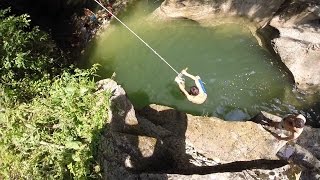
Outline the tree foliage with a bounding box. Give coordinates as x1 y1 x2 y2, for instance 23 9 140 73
0 68 110 179
0 8 110 179
0 8 68 101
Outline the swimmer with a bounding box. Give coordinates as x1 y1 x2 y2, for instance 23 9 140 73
175 68 207 104
268 114 306 141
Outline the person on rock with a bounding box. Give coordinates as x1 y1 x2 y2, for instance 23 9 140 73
264 114 306 141
175 68 207 104
84 8 98 24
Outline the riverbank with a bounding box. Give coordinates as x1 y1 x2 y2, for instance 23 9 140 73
96 78 320 179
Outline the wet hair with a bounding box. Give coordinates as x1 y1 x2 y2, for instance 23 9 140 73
189 86 199 96
285 114 306 128
294 117 305 128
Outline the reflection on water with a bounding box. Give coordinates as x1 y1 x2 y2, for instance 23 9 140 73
81 0 320 126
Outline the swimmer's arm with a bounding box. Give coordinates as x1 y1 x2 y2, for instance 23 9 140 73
178 83 194 101
181 69 203 91
181 68 198 81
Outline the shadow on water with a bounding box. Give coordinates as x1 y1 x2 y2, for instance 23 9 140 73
127 90 150 109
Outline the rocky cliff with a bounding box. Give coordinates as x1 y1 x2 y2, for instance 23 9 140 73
95 79 320 179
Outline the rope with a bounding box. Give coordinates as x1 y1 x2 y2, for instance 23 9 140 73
93 0 179 75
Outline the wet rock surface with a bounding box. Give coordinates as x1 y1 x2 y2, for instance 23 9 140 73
93 79 320 179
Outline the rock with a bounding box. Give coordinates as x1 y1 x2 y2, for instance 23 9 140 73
183 112 286 163
251 111 320 179
150 0 286 27
96 79 139 131
277 143 320 180
297 126 320 160
96 79 304 179
270 0 320 93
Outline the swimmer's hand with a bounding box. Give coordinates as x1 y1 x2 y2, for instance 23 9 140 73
175 76 185 84
181 67 188 75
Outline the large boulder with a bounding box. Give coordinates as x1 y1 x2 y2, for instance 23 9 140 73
150 0 286 27
95 79 311 179
270 0 320 93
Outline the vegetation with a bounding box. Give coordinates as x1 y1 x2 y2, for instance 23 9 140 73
0 8 110 179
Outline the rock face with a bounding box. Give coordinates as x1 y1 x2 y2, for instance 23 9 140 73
151 0 286 27
150 0 320 93
95 79 313 179
269 0 320 93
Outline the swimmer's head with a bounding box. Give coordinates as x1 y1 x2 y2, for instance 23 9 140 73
189 86 199 96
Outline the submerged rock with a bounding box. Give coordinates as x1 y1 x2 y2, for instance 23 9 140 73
95 79 317 179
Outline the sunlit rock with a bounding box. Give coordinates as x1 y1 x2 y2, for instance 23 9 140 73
96 79 305 179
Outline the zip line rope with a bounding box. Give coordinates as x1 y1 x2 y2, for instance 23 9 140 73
93 0 179 75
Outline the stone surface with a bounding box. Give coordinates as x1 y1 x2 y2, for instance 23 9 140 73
150 0 286 27
278 143 320 180
297 126 320 160
251 111 320 179
270 1 320 93
271 38 320 93
95 79 309 179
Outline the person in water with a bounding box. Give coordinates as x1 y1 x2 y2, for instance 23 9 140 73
175 68 207 104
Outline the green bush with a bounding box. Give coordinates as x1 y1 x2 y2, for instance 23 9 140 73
0 8 68 101
0 67 110 179
0 8 111 179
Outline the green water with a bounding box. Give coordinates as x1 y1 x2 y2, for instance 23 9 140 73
82 0 320 124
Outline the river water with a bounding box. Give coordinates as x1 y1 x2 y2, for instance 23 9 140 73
82 0 320 126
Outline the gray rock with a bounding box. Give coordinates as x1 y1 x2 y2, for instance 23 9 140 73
277 143 320 180
150 0 285 27
96 79 305 179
